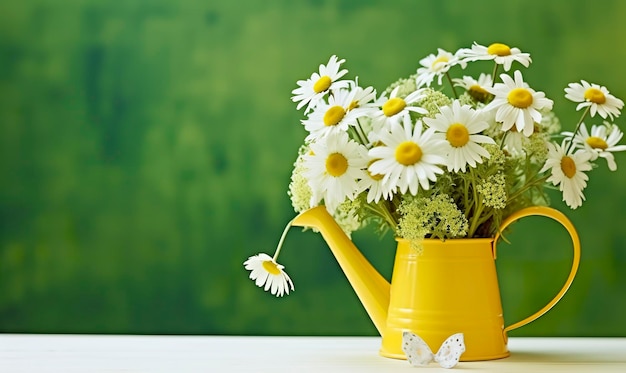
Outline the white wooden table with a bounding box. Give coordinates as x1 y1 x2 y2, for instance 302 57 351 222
1 335 625 372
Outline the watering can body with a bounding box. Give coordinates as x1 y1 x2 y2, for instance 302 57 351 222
291 205 580 361
383 238 508 360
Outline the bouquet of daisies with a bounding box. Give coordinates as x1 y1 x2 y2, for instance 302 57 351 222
244 42 625 296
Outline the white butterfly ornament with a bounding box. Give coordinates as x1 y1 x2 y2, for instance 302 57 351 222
401 331 466 369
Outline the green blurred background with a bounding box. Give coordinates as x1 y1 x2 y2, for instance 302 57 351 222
1 0 625 336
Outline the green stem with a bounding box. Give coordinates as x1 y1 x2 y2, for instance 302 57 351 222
564 106 591 153
475 209 495 227
355 119 370 145
445 71 459 99
468 201 485 237
467 167 483 237
460 174 470 219
348 126 366 146
364 201 397 231
491 62 500 84
507 175 549 203
500 131 509 150
273 220 293 261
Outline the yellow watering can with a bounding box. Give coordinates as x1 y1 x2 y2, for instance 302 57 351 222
291 205 580 361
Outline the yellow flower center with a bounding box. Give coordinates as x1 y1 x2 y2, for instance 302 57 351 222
325 152 349 177
560 156 577 178
313 75 332 93
586 136 608 150
323 106 346 126
367 159 384 181
468 85 491 103
487 43 512 56
507 87 533 108
446 123 470 147
382 97 406 117
469 85 489 95
395 141 423 166
348 100 359 111
584 87 606 104
431 56 449 70
262 260 281 275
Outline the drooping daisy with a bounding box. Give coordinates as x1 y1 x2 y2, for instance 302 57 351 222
563 122 626 171
415 48 465 88
244 253 294 297
291 55 350 113
483 70 553 136
302 88 371 142
368 116 446 195
370 86 428 132
457 42 532 71
303 132 368 211
424 100 496 172
564 80 624 120
453 73 493 103
540 141 593 209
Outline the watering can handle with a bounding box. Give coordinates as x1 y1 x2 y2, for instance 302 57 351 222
494 206 581 334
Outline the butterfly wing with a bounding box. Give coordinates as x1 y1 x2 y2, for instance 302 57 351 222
401 331 435 366
433 333 465 369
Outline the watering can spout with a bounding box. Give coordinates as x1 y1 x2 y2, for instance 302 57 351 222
291 206 391 335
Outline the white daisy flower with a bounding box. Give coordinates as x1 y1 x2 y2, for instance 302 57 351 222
304 132 368 211
457 42 532 71
540 141 593 209
501 130 526 155
483 70 553 137
368 115 446 195
302 88 371 142
424 101 496 172
415 48 466 88
347 78 378 111
564 80 624 120
370 86 428 131
453 73 493 103
563 122 626 171
291 55 350 113
357 158 395 203
244 253 294 297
